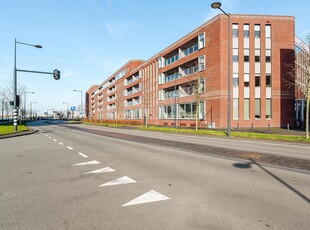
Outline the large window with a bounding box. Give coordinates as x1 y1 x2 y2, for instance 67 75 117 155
244 99 250 120
255 49 260 62
266 99 272 119
233 99 239 120
233 48 239 62
198 33 205 49
255 74 261 87
232 24 238 37
244 24 250 38
266 49 271 63
160 102 204 119
244 49 249 62
254 24 261 38
255 99 261 119
266 75 272 87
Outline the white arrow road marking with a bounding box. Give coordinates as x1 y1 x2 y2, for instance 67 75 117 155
78 152 88 158
72 160 100 166
59 142 64 145
83 167 115 174
122 190 170 207
98 176 136 187
67 146 74 150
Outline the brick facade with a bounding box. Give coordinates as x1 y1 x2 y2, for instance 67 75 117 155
86 14 296 128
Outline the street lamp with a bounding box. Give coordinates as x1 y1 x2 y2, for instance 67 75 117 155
30 101 37 120
24 91 35 120
211 2 231 137
73 90 83 118
14 39 42 131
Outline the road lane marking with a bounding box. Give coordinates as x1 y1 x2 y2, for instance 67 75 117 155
78 152 88 158
49 137 52 139
83 167 114 174
67 146 74 150
98 176 136 187
53 139 57 142
72 160 100 166
122 190 170 207
59 142 64 145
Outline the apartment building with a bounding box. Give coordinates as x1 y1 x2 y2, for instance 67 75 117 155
86 14 297 128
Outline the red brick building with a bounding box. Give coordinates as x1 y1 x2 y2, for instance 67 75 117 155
86 14 297 128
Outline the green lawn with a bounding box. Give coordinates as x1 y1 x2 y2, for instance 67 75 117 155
82 121 310 143
0 122 29 135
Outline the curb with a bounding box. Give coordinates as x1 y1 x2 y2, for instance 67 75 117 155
0 129 38 139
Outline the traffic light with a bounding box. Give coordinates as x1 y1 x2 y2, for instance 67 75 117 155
53 69 60 80
16 95 20 107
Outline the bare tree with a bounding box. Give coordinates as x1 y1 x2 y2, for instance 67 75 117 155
285 35 310 138
188 73 205 130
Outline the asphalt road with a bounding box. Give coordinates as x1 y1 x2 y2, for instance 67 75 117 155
0 120 309 229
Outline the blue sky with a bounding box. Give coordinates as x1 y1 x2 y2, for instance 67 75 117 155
1 0 310 115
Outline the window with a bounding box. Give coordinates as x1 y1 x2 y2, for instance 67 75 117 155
233 99 239 119
244 81 250 87
255 49 260 62
232 24 238 37
199 55 205 71
244 49 249 62
266 99 272 119
244 99 250 120
266 49 271 62
198 33 205 49
233 48 239 62
265 25 271 38
255 99 261 119
233 73 238 87
244 24 250 38
266 75 272 87
255 74 260 87
255 24 261 38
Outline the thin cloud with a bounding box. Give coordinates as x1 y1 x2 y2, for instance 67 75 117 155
105 22 136 37
62 70 75 79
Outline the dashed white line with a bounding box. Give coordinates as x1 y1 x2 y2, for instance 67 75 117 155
78 152 88 158
53 139 57 142
59 142 64 145
49 136 52 139
67 146 74 150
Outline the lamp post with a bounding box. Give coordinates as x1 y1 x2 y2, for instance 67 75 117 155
211 2 231 137
30 101 37 120
63 102 69 119
14 39 42 131
73 90 83 118
24 91 35 120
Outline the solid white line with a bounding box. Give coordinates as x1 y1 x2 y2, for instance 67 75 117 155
67 146 74 150
78 152 88 158
59 142 64 145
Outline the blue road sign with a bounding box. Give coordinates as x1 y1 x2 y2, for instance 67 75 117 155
70 106 76 111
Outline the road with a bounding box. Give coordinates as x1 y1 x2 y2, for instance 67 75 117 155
0 120 309 229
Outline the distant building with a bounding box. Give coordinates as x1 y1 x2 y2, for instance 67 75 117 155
86 14 299 128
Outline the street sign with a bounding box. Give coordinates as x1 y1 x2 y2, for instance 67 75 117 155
70 106 76 111
80 111 84 115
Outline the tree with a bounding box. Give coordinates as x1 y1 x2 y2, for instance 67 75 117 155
188 73 205 130
285 35 310 138
0 78 27 117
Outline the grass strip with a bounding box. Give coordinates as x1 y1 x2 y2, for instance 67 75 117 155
0 122 29 135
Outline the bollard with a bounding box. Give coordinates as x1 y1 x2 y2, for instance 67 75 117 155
251 123 254 132
287 123 290 131
268 123 270 132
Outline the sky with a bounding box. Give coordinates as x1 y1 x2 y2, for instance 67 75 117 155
1 0 310 115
